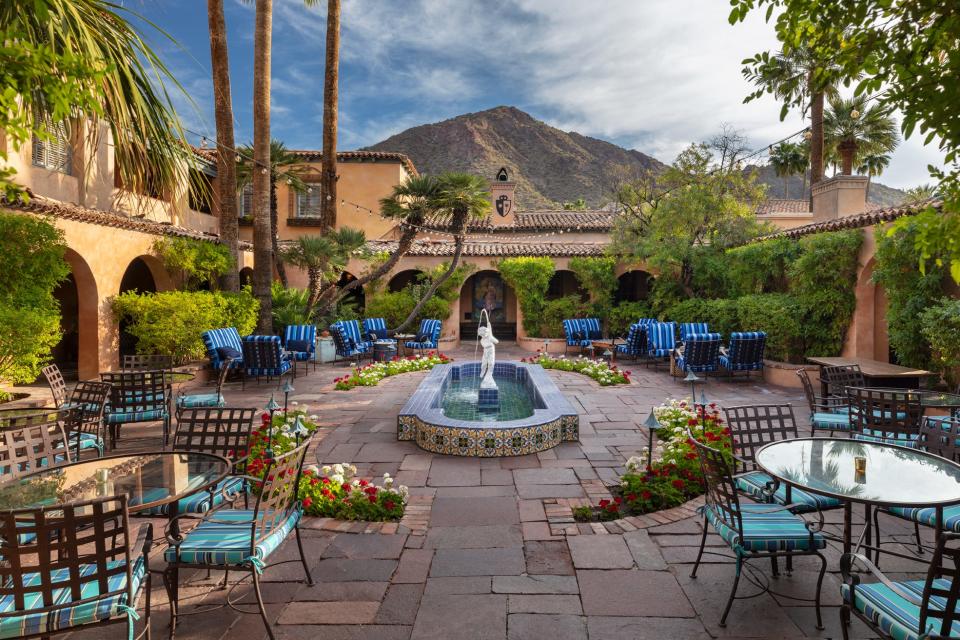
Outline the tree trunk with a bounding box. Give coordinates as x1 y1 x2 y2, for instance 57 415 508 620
252 0 273 332
809 82 825 210
207 0 240 292
305 266 324 314
270 177 288 287
801 170 807 200
783 176 789 199
319 0 341 231
839 141 856 176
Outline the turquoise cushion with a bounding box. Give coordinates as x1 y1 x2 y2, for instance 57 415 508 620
841 578 960 640
164 508 300 567
105 408 167 424
0 556 145 639
139 477 246 516
886 503 960 533
812 412 851 431
735 471 842 514
704 503 826 553
854 431 918 448
176 393 225 409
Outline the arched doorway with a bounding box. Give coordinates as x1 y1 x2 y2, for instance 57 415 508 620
51 249 98 380
459 270 516 340
239 267 254 288
337 271 364 315
118 257 158 357
547 270 585 301
615 270 652 303
388 269 425 293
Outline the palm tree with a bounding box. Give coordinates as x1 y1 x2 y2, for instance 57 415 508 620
237 140 307 288
769 142 808 199
904 183 939 203
744 46 842 200
314 174 439 314
824 97 900 176
252 0 274 332
207 0 240 292
394 172 490 332
1 0 190 202
281 227 365 314
318 0 340 230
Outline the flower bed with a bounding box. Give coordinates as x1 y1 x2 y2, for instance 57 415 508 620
522 353 630 386
246 407 408 520
334 353 452 390
573 399 730 521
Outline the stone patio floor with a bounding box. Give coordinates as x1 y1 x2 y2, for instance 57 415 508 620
51 343 934 640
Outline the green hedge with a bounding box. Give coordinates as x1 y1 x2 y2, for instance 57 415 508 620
112 289 258 362
664 298 740 338
607 300 652 336
736 294 805 362
539 296 589 338
499 257 555 336
920 298 960 387
363 290 451 329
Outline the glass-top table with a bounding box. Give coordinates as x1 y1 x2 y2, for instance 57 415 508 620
0 451 230 515
756 438 960 554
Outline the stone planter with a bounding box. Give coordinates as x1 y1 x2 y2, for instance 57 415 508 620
516 336 568 355
762 359 818 388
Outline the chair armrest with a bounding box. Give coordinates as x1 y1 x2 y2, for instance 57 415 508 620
840 552 924 607
815 395 849 411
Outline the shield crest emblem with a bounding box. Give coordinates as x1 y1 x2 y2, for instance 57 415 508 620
495 194 512 217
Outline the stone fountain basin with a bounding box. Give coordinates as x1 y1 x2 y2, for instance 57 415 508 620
397 361 579 457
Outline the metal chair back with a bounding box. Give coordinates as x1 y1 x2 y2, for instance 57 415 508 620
690 432 743 541
846 386 923 443
920 532 960 636
251 438 311 549
172 407 256 470
821 364 865 399
41 364 68 408
723 404 799 473
918 416 960 462
0 408 73 479
100 370 170 414
122 354 174 371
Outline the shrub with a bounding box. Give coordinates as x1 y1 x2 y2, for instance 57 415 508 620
607 301 653 337
570 256 617 316
724 237 801 297
0 213 70 388
664 298 740 338
363 290 452 329
334 353 451 390
539 295 589 338
499 257 555 336
523 354 631 385
920 298 960 387
152 237 233 290
111 289 258 362
271 283 311 333
736 293 804 363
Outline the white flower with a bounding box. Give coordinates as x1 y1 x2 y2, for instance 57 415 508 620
310 415 319 421
321 465 331 475
332 463 344 475
330 474 344 485
304 464 319 475
291 401 299 406
347 464 358 475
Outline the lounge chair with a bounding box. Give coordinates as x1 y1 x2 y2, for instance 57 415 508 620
719 331 766 379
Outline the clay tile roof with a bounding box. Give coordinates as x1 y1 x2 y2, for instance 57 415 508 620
756 199 811 215
366 239 607 257
753 198 940 242
424 210 615 233
2 192 251 248
288 150 418 176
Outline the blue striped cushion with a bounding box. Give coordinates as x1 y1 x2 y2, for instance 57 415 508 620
841 578 960 640
202 328 244 370
721 332 767 371
0 556 145 639
405 342 434 349
679 322 709 343
562 319 581 346
735 471 842 513
140 477 247 516
105 408 167 424
719 354 764 371
647 322 676 356
289 351 312 361
245 361 292 377
284 325 316 354
812 412 852 430
414 319 441 347
176 393 225 409
580 318 602 341
73 432 104 455
886 504 960 533
854 431 919 448
163 508 300 567
704 503 825 552
362 318 389 341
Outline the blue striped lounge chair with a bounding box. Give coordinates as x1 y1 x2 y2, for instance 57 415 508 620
0 496 152 640
163 440 314 640
562 319 589 354
796 368 851 435
674 332 722 375
646 321 677 367
101 370 171 448
240 335 294 389
690 434 827 629
330 323 370 365
616 323 648 361
580 318 602 341
405 319 441 355
679 322 709 344
202 327 245 371
362 318 394 343
284 324 318 374
840 532 960 640
719 331 767 379
177 357 233 410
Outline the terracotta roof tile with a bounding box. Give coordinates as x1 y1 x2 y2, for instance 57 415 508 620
366 239 607 257
756 199 810 214
424 210 615 233
753 199 940 241
288 150 418 176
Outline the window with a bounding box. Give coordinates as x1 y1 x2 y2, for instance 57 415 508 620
238 184 253 218
31 119 72 174
295 183 323 218
189 169 213 214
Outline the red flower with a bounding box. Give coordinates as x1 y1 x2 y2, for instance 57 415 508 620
341 483 352 493
613 496 623 505
687 418 698 426
641 490 652 500
321 477 330 485
671 479 685 490
384 500 395 510
605 504 619 513
685 452 697 460
321 488 333 498
598 499 610 508
358 479 369 487
310 477 319 485
302 497 313 508
627 493 638 501
368 495 377 503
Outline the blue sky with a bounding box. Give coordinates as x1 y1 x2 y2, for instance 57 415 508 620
130 0 943 189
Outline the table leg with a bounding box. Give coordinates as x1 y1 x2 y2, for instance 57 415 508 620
843 502 852 556
786 484 794 574
819 365 829 399
864 504 872 559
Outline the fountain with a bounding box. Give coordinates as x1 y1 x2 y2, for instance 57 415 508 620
398 311 578 457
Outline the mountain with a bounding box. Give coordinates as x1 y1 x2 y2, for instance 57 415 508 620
365 106 906 209
364 106 665 208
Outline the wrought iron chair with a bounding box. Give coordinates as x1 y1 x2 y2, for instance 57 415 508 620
724 403 843 515
177 357 233 410
840 532 960 640
41 363 69 408
163 438 314 640
821 364 865 400
64 380 111 458
0 408 73 479
846 386 923 447
797 368 852 435
718 331 767 379
690 432 827 628
0 496 152 640
241 336 294 388
673 332 722 375
101 370 171 448
122 354 175 371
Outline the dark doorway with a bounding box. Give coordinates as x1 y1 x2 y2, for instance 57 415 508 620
119 258 157 357
51 273 79 380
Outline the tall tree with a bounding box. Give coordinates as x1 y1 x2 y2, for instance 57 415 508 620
769 142 807 198
252 0 273 332
281 227 365 315
207 0 240 292
823 97 899 176
319 0 340 230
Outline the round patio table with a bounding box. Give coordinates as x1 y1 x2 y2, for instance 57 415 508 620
755 437 960 556
0 451 230 520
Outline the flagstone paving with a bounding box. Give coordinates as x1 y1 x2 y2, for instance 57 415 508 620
45 343 934 640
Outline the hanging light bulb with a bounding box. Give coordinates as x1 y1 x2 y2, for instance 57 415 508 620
286 178 292 185
850 108 860 119
307 187 313 193
260 167 268 175
200 136 208 149
804 130 812 140
326 194 332 201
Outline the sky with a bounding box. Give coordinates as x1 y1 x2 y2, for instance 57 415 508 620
128 0 944 190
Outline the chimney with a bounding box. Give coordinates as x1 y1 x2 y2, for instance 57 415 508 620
489 167 516 227
811 175 868 222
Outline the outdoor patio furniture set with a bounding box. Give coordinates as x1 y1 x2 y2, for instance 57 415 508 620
328 317 441 365
690 364 960 638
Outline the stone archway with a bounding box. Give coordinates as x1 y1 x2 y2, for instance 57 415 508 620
388 269 426 293
54 249 99 380
615 270 653 303
459 270 516 340
850 256 890 362
239 267 254 288
117 256 162 357
547 269 585 301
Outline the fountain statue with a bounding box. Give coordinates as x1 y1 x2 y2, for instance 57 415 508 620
476 310 499 410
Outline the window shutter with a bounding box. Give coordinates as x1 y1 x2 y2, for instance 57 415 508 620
31 119 72 174
296 183 323 217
